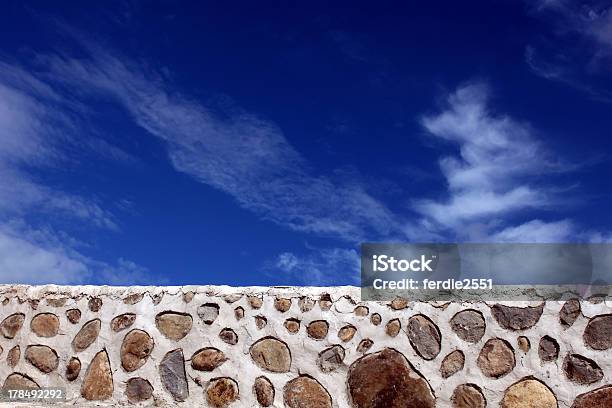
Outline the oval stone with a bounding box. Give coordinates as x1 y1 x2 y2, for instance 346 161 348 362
1 313 25 339
477 338 515 378
307 320 329 340
450 309 485 343
407 314 441 360
111 313 136 332
583 314 612 350
563 354 603 385
66 357 81 381
31 313 59 337
191 348 227 371
72 319 101 352
207 377 239 408
501 378 557 408
284 376 331 408
254 376 274 407
126 377 153 403
250 337 291 373
25 345 59 373
572 385 612 408
452 384 486 408
155 311 193 341
121 329 154 372
441 350 465 379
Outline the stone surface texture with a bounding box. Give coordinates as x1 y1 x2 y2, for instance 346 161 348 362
0 285 608 407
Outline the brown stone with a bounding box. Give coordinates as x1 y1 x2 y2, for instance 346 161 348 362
538 336 559 362
357 339 374 353
307 320 329 340
560 299 581 328
183 291 195 303
191 348 227 371
25 345 58 373
491 303 544 330
219 328 238 345
81 349 113 401
250 337 291 373
126 377 153 403
407 314 441 360
88 297 102 312
348 348 435 408
31 313 60 337
284 318 300 333
254 376 274 407
583 314 612 350
274 298 292 312
3 372 39 389
7 345 20 367
370 313 382 326
501 378 557 408
441 350 465 378
29 299 39 309
46 297 67 307
338 325 357 342
66 308 81 324
255 315 267 329
284 376 331 408
354 306 369 316
452 384 486 408
1 313 25 339
319 294 333 311
572 385 612 408
66 357 81 381
517 336 531 353
318 345 345 372
207 377 239 408
224 294 242 303
111 313 136 332
160 349 188 402
386 319 401 337
477 338 515 378
121 329 154 372
72 319 101 352
198 303 220 325
563 353 603 384
390 297 409 310
234 306 245 320
450 309 485 343
155 312 193 341
123 293 144 305
248 295 263 309
299 296 315 312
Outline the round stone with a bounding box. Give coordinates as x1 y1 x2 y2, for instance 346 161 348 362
274 298 292 312
517 336 530 353
317 345 345 372
385 319 401 337
25 345 59 373
248 295 263 309
88 297 102 312
583 314 612 350
357 339 374 353
191 348 227 371
198 303 220 325
31 313 59 337
348 348 435 408
72 319 101 352
1 313 25 339
501 378 557 408
450 309 485 343
338 325 357 342
123 293 144 305
538 336 559 362
390 297 409 310
477 338 515 378
255 315 267 329
440 350 465 378
250 337 291 373
563 353 603 384
307 320 329 340
452 384 486 408
81 349 113 401
407 314 441 360
234 307 245 320
560 299 581 328
254 376 274 407
370 313 382 326
219 328 238 345
491 303 544 331
111 313 136 332
319 294 333 311
284 318 300 333
121 329 154 372
155 311 193 340
66 309 81 324
572 385 612 408
206 377 239 408
66 357 81 381
354 306 369 316
126 377 153 403
284 376 331 408
183 291 195 303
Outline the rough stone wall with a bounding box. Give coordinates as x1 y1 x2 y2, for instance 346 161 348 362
0 285 610 407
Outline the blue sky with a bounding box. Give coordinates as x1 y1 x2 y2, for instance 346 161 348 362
1 1 611 286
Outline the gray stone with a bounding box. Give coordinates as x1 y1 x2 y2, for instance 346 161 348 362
317 345 345 372
160 348 188 402
126 377 153 403
450 309 485 343
491 303 544 330
538 336 559 362
407 314 441 360
198 303 220 325
583 314 612 350
563 354 603 384
560 299 581 328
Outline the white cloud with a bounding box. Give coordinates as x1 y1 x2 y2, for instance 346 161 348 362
490 219 574 242
272 248 360 286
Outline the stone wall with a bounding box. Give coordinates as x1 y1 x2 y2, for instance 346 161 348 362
0 285 610 407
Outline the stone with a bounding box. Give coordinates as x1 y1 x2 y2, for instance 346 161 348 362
25 345 59 373
491 303 544 330
31 313 60 337
207 377 239 408
307 320 329 339
183 291 195 303
501 378 557 408
255 315 267 329
407 314 441 360
441 350 465 378
348 348 435 408
111 313 136 332
477 338 515 378
450 309 485 343
123 293 144 305
126 377 153 403
72 319 101 352
66 308 81 324
121 329 154 372
219 328 238 345
560 299 581 328
88 297 102 312
155 311 193 340
563 353 603 384
274 297 292 312
319 294 333 311
223 294 242 303
538 336 559 362
250 337 291 373
248 295 263 309
517 336 531 353
299 296 315 312
357 339 374 353
66 357 81 381
390 297 409 310
3 372 39 389
572 385 612 408
583 314 612 350
81 349 113 401
284 318 300 333
370 313 381 326
7 345 20 367
150 292 164 304
284 376 332 408
386 319 401 337
29 299 39 309
254 376 274 407
354 306 369 316
198 303 220 325
234 306 245 320
318 345 345 372
160 349 188 402
46 297 67 307
338 325 357 342
452 384 486 408
191 348 227 371
1 313 25 339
